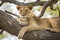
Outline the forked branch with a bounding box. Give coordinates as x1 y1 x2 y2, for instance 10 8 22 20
38 0 53 18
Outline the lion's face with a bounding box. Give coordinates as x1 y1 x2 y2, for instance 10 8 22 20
17 5 34 25
17 5 34 18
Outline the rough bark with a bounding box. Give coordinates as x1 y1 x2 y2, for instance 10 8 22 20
0 10 21 36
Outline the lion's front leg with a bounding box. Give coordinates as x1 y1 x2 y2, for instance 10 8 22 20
18 24 40 40
18 27 28 39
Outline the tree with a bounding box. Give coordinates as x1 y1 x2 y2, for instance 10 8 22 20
0 0 60 40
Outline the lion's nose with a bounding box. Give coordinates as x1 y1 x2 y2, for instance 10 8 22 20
22 14 25 16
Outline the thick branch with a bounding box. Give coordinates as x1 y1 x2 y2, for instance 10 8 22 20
0 10 22 36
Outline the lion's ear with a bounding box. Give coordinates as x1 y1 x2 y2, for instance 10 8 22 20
16 5 22 10
17 5 20 10
27 5 33 10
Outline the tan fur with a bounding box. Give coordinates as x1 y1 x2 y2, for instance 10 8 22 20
16 5 60 39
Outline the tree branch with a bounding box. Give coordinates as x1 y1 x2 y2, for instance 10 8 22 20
0 10 20 18
57 7 60 17
1 0 50 6
6 11 20 18
38 0 54 18
0 10 22 36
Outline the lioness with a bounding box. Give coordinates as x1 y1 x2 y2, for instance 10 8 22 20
16 5 60 39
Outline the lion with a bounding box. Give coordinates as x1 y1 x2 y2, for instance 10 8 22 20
16 5 60 39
